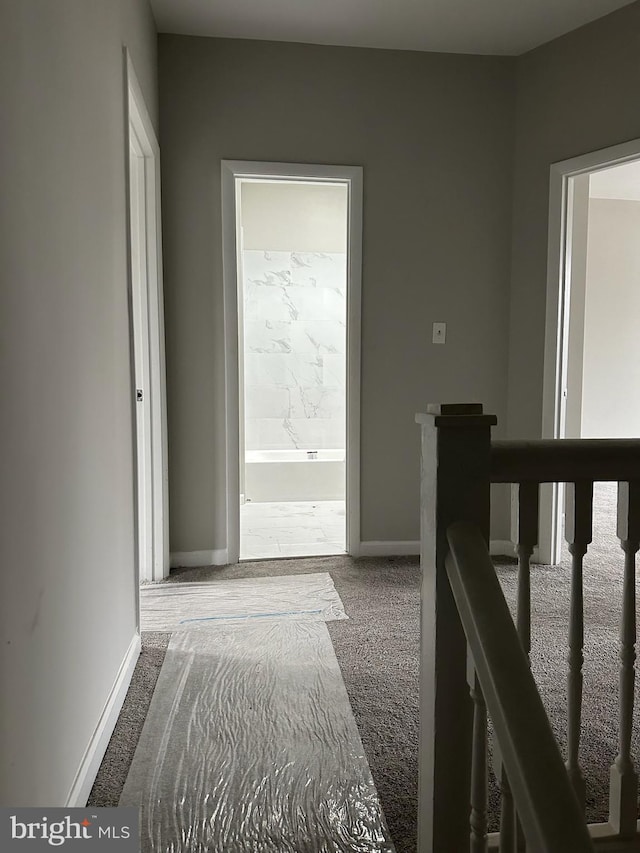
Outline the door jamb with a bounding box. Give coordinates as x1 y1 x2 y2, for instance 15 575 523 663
124 49 170 585
541 137 640 563
221 160 363 564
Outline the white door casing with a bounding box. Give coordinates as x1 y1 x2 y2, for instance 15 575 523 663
125 50 170 586
541 137 640 564
129 137 153 581
221 161 363 564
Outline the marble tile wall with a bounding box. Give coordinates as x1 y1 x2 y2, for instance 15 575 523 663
242 250 347 451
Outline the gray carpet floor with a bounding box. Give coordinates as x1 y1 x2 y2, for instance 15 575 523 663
88 482 637 852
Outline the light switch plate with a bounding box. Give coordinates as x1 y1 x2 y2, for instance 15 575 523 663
432 322 446 344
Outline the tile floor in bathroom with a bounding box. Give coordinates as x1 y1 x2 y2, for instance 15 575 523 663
239 500 346 560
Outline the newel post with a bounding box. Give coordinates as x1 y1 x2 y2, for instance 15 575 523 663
416 403 497 853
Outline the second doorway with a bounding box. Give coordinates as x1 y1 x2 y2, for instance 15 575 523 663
237 178 349 560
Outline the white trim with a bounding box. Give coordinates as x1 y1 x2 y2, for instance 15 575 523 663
344 172 363 559
541 137 640 564
491 821 640 851
221 167 240 564
168 542 519 563
490 540 515 558
358 540 420 557
125 50 170 584
358 540 516 559
221 160 363 563
65 633 141 807
170 549 229 568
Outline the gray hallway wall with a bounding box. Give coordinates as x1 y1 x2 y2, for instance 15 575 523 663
508 0 640 440
0 0 157 805
158 36 515 553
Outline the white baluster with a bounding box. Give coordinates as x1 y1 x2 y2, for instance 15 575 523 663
468 653 488 853
515 482 539 660
514 813 526 852
609 481 640 836
498 482 538 853
564 481 593 810
497 768 516 853
492 735 517 853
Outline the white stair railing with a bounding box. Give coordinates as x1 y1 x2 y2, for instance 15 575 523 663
417 405 640 852
446 520 594 853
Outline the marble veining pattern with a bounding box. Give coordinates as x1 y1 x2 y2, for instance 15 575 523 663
243 250 347 452
240 500 346 560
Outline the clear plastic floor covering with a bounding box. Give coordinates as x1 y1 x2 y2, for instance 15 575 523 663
120 618 395 852
139 572 348 631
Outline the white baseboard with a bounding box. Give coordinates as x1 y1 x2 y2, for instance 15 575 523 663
489 541 546 562
490 539 516 558
66 632 141 807
357 540 516 559
358 540 420 557
170 549 229 568
171 543 519 564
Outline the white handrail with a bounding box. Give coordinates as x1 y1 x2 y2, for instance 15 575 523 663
446 521 595 853
490 438 640 483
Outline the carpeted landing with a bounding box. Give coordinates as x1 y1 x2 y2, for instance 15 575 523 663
89 483 636 852
89 556 420 851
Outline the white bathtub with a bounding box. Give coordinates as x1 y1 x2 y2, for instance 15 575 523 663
244 449 345 502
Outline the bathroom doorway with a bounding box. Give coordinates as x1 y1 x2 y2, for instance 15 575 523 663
221 162 363 562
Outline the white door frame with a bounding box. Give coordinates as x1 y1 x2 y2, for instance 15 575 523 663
125 50 170 584
540 137 640 563
221 160 363 564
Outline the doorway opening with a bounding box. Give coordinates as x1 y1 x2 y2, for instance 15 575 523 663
125 51 169 586
221 162 363 564
542 140 640 563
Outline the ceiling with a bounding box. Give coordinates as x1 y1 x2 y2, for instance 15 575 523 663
149 0 635 56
